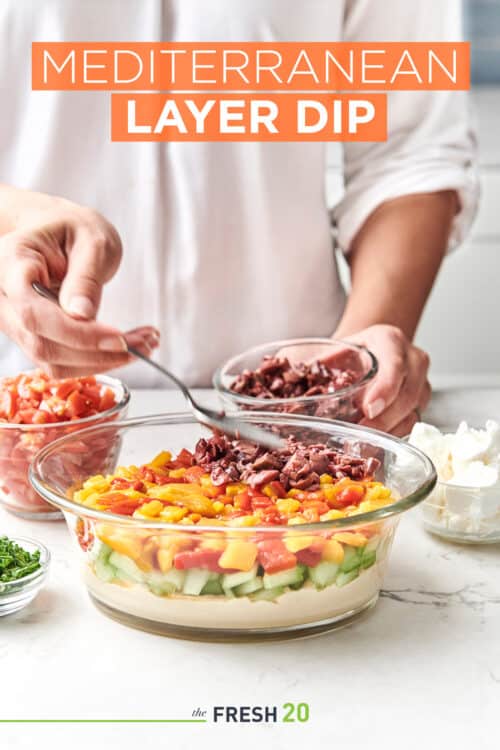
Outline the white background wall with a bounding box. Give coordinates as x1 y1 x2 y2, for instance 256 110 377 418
326 86 500 385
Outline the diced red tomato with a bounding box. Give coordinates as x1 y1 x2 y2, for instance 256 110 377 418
257 539 297 573
296 546 323 567
259 506 283 525
100 493 143 516
225 509 248 519
268 480 287 498
184 466 206 483
0 391 17 420
174 548 230 573
54 380 78 400
202 484 226 498
65 391 89 418
32 410 54 424
156 474 187 485
167 448 194 469
301 500 330 516
302 507 320 523
0 370 117 425
234 490 252 511
15 409 37 423
138 467 157 483
98 388 116 412
75 517 95 552
335 485 365 508
247 486 267 498
251 495 274 510
110 477 134 490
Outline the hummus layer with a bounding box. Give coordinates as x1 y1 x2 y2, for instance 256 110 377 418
84 563 384 630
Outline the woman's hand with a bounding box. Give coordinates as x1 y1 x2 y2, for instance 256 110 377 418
0 191 158 376
338 324 431 436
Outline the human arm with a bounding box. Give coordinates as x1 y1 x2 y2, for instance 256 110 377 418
334 191 458 435
331 0 478 435
0 185 158 376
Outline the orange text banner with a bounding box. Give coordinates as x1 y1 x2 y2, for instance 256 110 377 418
110 93 387 142
33 42 470 91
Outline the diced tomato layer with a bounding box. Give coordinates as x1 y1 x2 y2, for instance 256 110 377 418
268 481 287 498
173 548 232 573
202 484 226 498
100 493 143 516
251 495 274 510
296 546 323 567
184 466 206 482
98 388 116 412
257 539 297 573
167 448 194 469
259 506 284 525
54 380 78 400
335 485 366 508
234 490 252 511
0 391 17 420
75 517 95 552
0 370 117 424
65 391 89 418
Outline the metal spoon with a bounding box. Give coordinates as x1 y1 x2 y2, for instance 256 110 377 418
32 281 285 450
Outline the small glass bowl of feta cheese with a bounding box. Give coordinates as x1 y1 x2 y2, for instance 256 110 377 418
409 421 500 543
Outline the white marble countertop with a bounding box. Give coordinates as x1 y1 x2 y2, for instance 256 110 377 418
1 390 499 750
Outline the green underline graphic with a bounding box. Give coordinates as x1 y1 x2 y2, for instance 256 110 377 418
0 719 207 724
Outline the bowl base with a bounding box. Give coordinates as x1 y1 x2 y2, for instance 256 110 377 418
88 592 379 642
1 505 62 521
424 523 500 545
0 591 39 616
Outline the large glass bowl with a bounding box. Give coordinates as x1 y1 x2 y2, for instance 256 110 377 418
0 375 130 520
213 338 378 422
30 412 436 642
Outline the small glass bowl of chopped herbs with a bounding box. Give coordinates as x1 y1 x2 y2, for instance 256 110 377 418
0 535 50 615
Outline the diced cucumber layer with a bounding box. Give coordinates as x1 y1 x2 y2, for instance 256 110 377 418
109 552 145 583
148 569 185 595
251 586 285 602
336 568 360 587
365 535 380 553
94 555 116 583
222 565 258 590
100 540 377 600
309 561 339 590
289 579 306 591
149 580 177 596
340 546 361 573
201 578 224 596
182 568 211 596
234 577 263 596
263 565 305 590
360 550 377 569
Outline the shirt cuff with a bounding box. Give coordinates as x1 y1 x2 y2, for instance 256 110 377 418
333 160 480 254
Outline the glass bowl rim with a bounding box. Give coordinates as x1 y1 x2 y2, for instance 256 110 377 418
0 536 50 593
0 373 130 431
404 433 499 494
29 411 437 533
434 477 500 493
213 337 378 406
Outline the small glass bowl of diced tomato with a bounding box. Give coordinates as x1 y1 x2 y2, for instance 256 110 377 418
0 370 130 520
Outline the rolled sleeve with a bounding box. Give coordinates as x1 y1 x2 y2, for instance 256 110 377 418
333 0 479 254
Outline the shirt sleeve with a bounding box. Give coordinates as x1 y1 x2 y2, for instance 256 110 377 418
333 0 479 254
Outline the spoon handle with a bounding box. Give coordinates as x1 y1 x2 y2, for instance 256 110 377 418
31 281 286 450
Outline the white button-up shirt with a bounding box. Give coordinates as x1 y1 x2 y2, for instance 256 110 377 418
0 0 478 386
